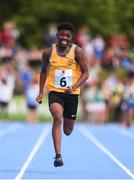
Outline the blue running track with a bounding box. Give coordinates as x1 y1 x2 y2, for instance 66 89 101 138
0 121 134 179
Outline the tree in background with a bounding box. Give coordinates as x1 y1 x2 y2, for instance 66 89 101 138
0 0 134 47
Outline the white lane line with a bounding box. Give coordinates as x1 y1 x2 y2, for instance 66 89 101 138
0 124 20 137
111 127 134 140
78 126 134 179
14 125 50 180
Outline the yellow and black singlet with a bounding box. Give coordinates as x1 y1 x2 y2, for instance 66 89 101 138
47 43 81 94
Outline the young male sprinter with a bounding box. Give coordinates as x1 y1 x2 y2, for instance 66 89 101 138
36 23 89 167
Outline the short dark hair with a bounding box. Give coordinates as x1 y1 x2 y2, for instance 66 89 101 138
57 22 75 34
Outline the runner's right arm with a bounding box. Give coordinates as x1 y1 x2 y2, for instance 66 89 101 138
36 48 50 104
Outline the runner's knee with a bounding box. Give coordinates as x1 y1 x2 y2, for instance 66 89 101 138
53 115 63 126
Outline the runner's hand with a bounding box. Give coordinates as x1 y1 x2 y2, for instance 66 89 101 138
64 86 73 94
36 93 43 104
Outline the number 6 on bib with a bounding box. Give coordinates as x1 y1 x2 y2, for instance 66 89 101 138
55 69 72 88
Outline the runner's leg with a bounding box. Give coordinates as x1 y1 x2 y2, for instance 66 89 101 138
63 118 75 135
49 102 63 155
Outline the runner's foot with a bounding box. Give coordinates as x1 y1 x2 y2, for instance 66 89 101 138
54 154 64 167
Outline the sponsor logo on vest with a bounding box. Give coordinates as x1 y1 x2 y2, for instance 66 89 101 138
71 114 76 117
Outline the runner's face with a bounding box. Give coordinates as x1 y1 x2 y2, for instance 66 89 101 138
57 30 73 48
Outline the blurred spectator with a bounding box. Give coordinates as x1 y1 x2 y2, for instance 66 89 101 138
15 47 28 71
83 39 95 67
108 33 118 48
28 47 42 69
0 21 20 47
45 23 57 46
20 63 33 92
121 76 134 127
118 34 129 50
81 81 107 124
0 22 13 47
25 77 39 123
110 79 124 121
0 62 16 118
10 21 20 42
86 63 101 85
121 51 132 69
0 46 14 62
75 26 90 47
103 72 124 121
93 35 105 64
101 47 116 69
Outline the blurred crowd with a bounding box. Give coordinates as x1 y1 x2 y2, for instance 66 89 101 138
0 21 134 126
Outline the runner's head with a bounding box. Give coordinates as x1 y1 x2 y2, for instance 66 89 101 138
57 22 75 48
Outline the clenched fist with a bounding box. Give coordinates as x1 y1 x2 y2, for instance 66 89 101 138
64 86 74 94
36 93 43 104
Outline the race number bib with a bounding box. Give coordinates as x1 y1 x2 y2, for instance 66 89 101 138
55 69 72 88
